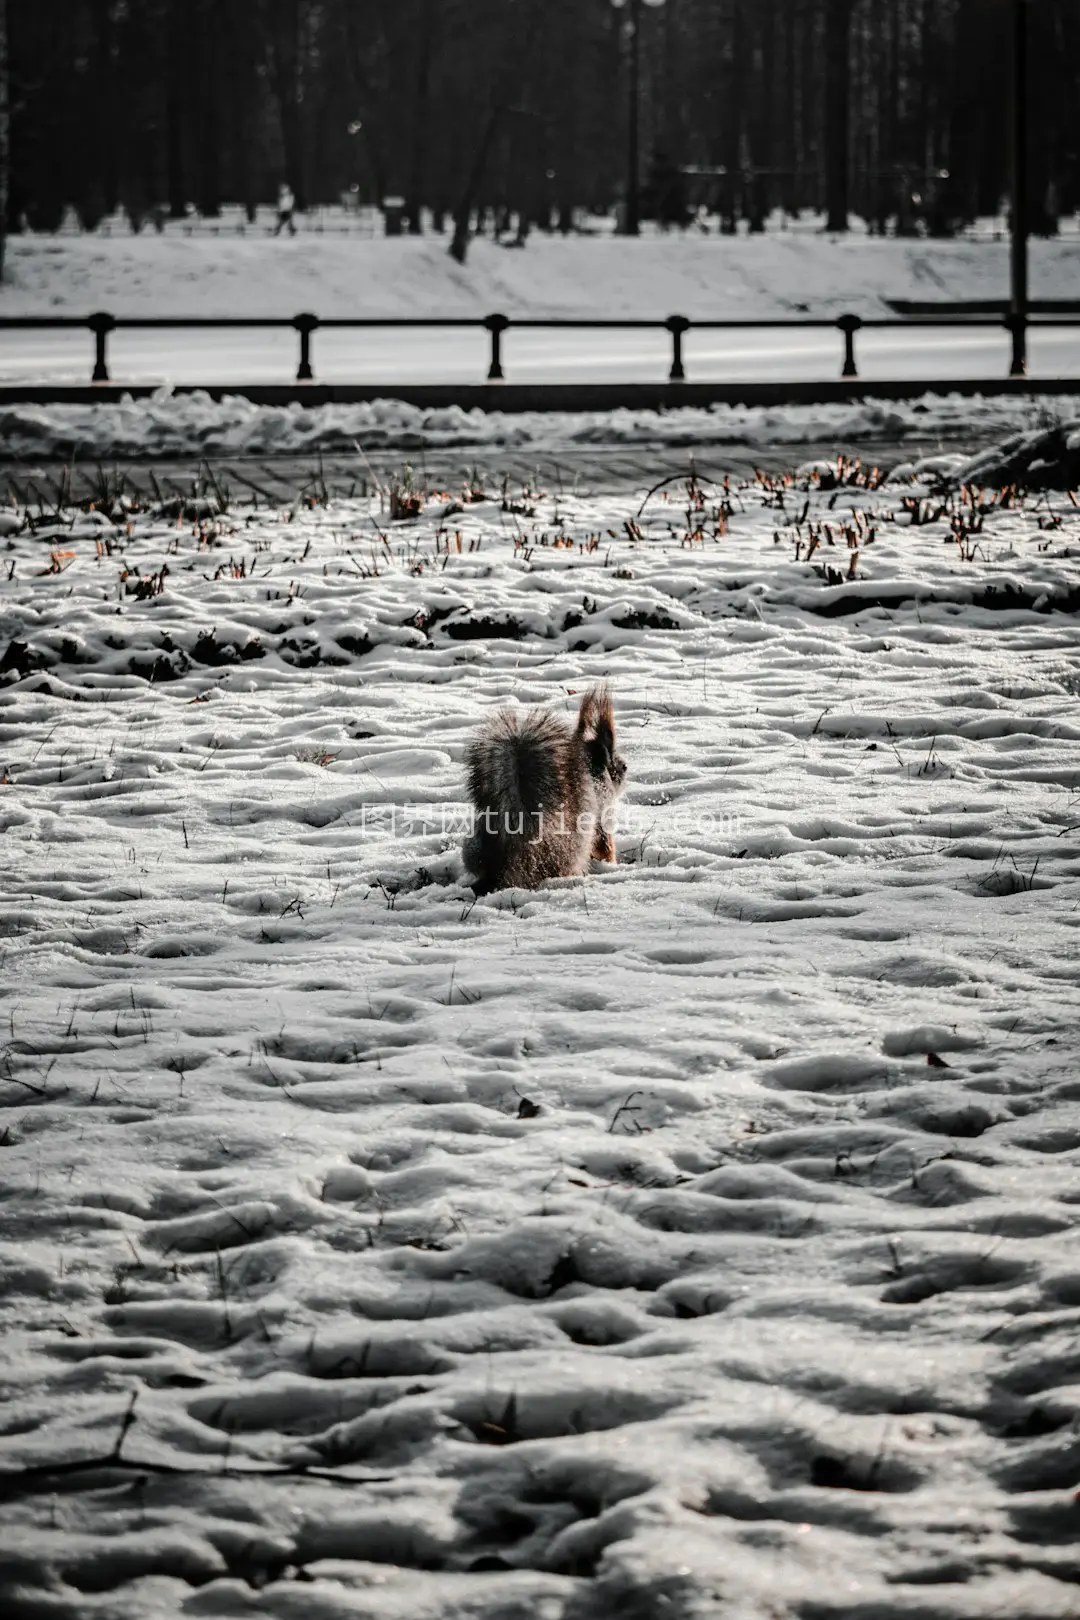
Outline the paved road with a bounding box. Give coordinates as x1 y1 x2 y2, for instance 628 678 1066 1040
2 324 1079 388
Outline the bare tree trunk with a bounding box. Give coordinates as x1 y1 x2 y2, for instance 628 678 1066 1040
267 0 306 208
194 0 221 216
406 0 435 232
1029 0 1060 234
945 0 989 225
0 0 7 278
552 0 582 231
749 0 774 231
223 1 260 220
790 0 805 214
91 0 117 213
166 0 187 216
868 0 891 233
775 0 793 214
824 0 853 230
449 106 504 263
721 0 745 232
448 0 543 261
342 7 389 204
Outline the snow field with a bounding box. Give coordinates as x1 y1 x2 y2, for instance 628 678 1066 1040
5 231 1080 320
1 455 1080 1617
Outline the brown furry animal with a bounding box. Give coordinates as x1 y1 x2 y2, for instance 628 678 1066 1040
464 685 627 894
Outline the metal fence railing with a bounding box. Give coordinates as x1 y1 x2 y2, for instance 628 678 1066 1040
0 309 1069 385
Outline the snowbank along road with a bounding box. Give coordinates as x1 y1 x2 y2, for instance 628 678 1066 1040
3 388 1080 463
1 448 1080 1618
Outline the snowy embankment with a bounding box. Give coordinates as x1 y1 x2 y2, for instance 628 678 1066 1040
2 457 1080 1618
4 230 1080 319
3 388 1080 460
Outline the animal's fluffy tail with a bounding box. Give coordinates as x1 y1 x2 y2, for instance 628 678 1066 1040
466 707 570 818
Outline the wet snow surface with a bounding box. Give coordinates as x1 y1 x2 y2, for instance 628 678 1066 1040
2 453 1080 1619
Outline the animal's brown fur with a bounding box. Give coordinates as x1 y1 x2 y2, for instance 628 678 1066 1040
464 685 627 894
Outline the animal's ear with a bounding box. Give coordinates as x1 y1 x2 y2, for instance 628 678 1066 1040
577 684 615 746
579 685 615 773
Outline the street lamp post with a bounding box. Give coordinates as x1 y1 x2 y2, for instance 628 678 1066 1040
1008 0 1029 377
611 0 666 237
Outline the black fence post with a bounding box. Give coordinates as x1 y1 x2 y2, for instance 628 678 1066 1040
294 314 319 381
1005 311 1028 379
89 312 116 382
837 313 862 378
484 314 509 381
666 315 690 381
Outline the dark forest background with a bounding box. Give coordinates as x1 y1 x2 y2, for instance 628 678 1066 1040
0 0 1076 249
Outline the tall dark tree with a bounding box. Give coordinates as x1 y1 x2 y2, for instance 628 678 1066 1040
824 0 853 231
406 0 435 232
165 0 188 216
193 1 222 217
341 4 389 204
222 0 263 221
720 0 746 232
0 0 8 278
89 0 117 215
266 0 306 206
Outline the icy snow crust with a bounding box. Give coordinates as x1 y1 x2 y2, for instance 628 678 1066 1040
1 460 1080 1618
3 388 1080 461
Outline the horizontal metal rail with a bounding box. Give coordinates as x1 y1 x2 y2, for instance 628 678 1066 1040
0 309 1074 385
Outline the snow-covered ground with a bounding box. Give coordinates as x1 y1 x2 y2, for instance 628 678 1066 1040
2 454 1080 1617
3 388 1080 461
6 231 1080 319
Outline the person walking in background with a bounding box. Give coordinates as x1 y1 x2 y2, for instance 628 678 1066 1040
274 183 296 236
